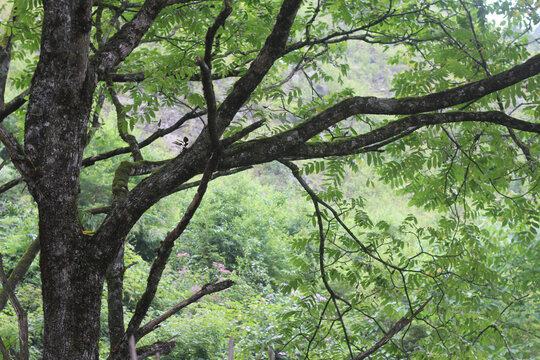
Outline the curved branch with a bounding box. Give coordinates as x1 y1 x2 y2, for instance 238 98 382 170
216 0 302 132
112 160 169 199
221 111 540 167
82 109 203 167
289 53 540 142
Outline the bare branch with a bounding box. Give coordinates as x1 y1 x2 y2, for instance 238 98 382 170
136 279 234 339
197 1 232 150
203 1 232 68
82 109 204 167
289 53 540 142
112 160 170 199
197 55 220 149
222 111 540 167
216 0 303 132
136 339 176 359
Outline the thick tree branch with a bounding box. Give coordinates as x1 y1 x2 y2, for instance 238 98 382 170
135 339 176 359
203 1 232 68
288 54 540 142
112 160 169 199
216 0 302 132
94 1 305 255
197 56 219 148
222 111 540 167
85 166 251 215
198 0 232 149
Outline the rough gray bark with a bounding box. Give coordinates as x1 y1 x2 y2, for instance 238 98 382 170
17 1 171 359
107 244 126 353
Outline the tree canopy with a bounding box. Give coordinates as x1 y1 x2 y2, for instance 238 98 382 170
0 0 539 359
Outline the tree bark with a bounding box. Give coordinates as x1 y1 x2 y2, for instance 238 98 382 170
17 0 171 357
22 1 103 358
107 243 126 352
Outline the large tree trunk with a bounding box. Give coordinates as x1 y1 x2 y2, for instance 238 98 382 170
23 1 104 358
39 227 106 359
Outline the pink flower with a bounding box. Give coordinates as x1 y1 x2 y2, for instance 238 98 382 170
212 262 231 274
177 252 190 257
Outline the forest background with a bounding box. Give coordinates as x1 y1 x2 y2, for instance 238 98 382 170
0 0 539 359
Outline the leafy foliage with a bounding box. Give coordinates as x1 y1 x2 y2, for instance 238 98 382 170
0 0 539 359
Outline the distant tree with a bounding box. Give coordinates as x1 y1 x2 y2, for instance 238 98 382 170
0 0 538 359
